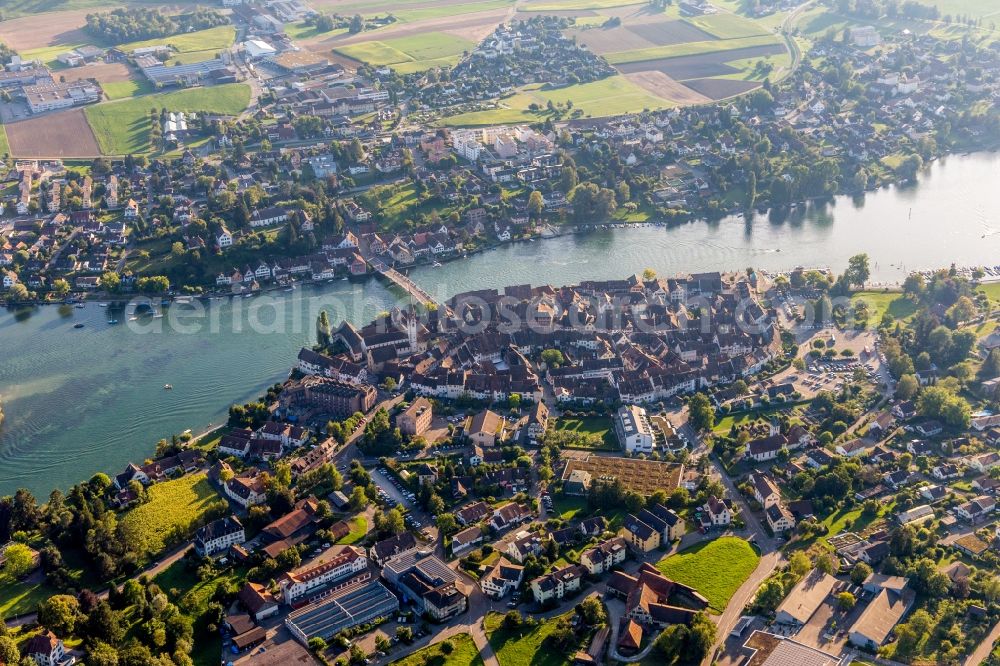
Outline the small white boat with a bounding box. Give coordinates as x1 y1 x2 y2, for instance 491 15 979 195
432 261 442 268
98 303 108 308
74 303 85 309
164 384 172 390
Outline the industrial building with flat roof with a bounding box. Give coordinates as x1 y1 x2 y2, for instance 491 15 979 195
285 580 399 644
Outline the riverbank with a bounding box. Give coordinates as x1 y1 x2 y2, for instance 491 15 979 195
1 151 999 496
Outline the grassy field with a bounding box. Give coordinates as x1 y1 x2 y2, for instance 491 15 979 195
120 473 220 557
851 290 919 324
392 0 516 22
0 124 9 158
119 26 237 56
337 516 369 545
84 83 251 154
716 50 793 81
102 79 154 101
655 536 759 612
605 33 781 64
554 415 616 449
390 633 484 666
521 0 644 10
685 12 771 39
485 611 577 666
442 75 672 126
336 32 475 74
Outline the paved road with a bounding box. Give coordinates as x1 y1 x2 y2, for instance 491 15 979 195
966 618 1000 666
704 453 783 663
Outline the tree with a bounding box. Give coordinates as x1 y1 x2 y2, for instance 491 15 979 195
349 486 367 511
349 14 363 33
101 271 121 293
0 637 20 665
1 543 35 581
816 551 839 575
789 551 811 577
654 624 688 662
540 349 564 368
844 253 870 290
577 597 607 626
688 393 715 432
850 562 872 585
51 278 70 297
686 612 717 661
896 374 919 400
528 190 544 217
38 595 79 637
836 591 855 611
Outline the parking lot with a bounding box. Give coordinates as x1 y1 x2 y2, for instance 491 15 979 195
370 468 436 541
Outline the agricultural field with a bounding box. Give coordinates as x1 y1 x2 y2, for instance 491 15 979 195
655 536 760 612
485 611 577 666
119 473 221 558
119 25 237 65
335 32 476 74
0 124 9 158
84 83 251 155
521 0 644 10
5 108 101 158
441 75 672 126
604 34 782 64
391 633 484 666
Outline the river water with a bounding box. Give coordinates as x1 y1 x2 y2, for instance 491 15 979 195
0 151 998 496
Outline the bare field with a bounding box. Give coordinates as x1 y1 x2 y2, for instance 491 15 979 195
624 70 710 104
683 76 760 99
628 19 715 44
5 108 101 158
614 43 786 79
0 8 93 51
59 62 134 84
570 24 659 53
305 10 503 51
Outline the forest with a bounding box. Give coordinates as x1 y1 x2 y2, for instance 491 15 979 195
85 8 229 45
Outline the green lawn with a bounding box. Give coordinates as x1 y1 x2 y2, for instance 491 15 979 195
337 516 369 545
0 123 9 158
655 536 760 612
84 83 251 155
605 34 782 64
552 494 588 521
554 415 616 449
484 611 577 666
713 402 806 434
0 577 55 618
120 473 221 557
390 633 484 666
335 32 475 74
851 290 919 324
441 75 671 126
978 282 1000 307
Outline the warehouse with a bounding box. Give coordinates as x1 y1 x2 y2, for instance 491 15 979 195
285 580 399 645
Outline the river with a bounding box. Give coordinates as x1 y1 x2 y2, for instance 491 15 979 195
0 151 998 496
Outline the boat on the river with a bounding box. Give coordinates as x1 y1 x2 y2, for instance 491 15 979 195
164 384 172 390
73 323 84 328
